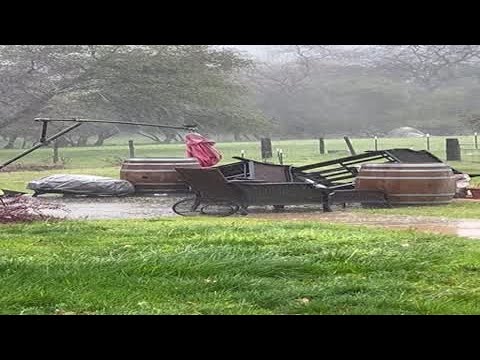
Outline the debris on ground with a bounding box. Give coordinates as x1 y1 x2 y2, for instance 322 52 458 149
27 174 135 197
0 196 67 223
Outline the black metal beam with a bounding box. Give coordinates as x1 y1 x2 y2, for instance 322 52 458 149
0 123 83 170
296 151 386 171
1 117 198 171
34 118 197 131
40 121 49 143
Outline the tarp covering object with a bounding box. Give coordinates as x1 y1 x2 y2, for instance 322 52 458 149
27 174 135 196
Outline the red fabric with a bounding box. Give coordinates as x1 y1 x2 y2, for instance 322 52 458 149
185 133 222 167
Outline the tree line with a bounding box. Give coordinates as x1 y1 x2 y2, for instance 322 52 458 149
2 45 480 149
0 45 268 148
250 45 480 138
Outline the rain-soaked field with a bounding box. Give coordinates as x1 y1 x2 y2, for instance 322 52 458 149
3 137 480 314
2 135 480 191
26 193 480 240
3 136 480 236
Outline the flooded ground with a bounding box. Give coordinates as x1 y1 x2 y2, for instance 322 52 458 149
43 194 185 219
36 195 480 239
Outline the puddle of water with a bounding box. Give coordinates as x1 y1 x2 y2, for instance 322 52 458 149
40 194 186 220
34 196 480 240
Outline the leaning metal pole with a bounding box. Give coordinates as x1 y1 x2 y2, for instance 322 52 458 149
0 123 83 170
0 117 198 171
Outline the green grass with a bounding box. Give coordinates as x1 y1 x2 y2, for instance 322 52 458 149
2 136 480 193
2 135 480 169
3 135 480 315
354 201 480 219
1 218 480 315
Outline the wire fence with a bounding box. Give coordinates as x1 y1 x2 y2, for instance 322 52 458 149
2 134 480 172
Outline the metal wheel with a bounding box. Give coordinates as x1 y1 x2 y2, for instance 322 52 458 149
200 202 240 217
172 198 202 216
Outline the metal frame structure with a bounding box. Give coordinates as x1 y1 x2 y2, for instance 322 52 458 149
0 117 197 170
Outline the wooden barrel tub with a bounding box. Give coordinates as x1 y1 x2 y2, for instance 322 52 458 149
120 158 200 193
355 163 456 206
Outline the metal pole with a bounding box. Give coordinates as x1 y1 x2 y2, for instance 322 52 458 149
40 121 49 143
475 132 478 150
0 123 83 170
344 136 356 155
34 118 197 131
426 134 430 151
374 136 378 151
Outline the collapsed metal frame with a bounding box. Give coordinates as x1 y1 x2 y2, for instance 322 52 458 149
0 118 197 170
292 148 469 186
218 148 477 190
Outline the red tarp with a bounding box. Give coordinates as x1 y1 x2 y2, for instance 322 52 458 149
185 133 222 167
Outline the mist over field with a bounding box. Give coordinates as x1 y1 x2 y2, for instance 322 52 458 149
2 45 480 148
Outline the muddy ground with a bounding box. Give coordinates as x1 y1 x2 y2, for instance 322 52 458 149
35 194 480 240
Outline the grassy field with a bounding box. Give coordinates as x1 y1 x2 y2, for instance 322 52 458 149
354 201 480 219
1 218 480 315
2 135 480 193
2 136 480 315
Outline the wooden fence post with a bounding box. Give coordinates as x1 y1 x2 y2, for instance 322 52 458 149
446 138 461 161
277 149 284 165
261 138 272 162
53 141 59 164
319 138 325 155
128 140 135 158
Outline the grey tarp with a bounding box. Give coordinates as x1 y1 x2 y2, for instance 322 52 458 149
27 174 135 196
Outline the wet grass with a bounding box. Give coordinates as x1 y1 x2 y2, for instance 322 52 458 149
2 136 480 170
2 136 480 193
354 201 480 219
1 218 480 315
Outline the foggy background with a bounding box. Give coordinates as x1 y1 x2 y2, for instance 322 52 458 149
1 45 480 148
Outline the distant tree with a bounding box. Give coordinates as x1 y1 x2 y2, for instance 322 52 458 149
0 45 269 147
369 45 480 90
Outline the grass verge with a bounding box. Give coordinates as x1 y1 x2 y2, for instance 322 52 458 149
353 201 480 219
1 218 480 315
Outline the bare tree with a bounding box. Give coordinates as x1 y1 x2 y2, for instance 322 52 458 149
370 45 480 90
